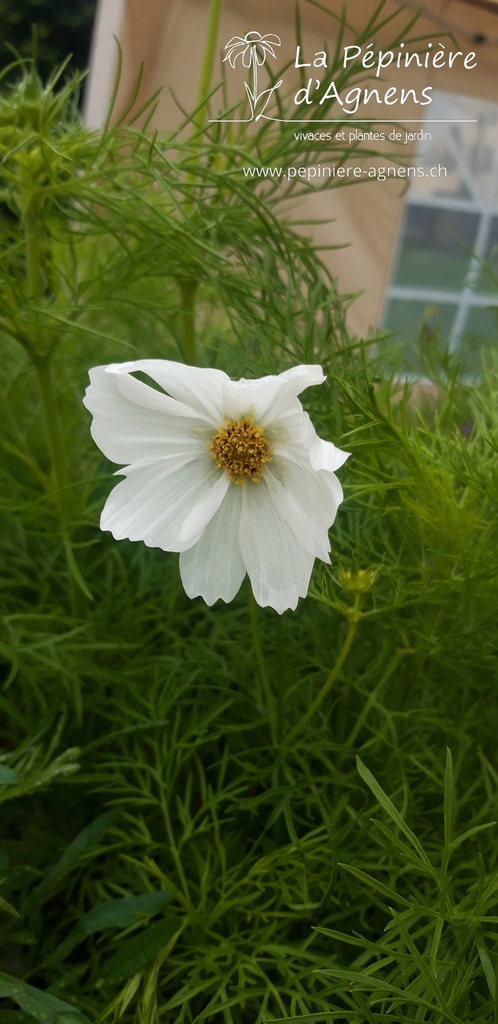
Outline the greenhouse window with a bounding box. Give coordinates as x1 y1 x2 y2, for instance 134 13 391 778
382 90 498 375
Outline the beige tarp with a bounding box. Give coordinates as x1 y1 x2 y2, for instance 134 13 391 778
84 0 498 336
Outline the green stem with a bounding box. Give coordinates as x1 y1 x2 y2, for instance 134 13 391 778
25 202 86 617
25 204 45 354
283 594 361 749
250 594 278 747
34 355 70 494
275 615 284 745
193 0 224 133
184 1 223 272
179 280 198 366
33 355 85 618
156 752 196 917
342 652 402 752
25 206 65 483
26 208 42 301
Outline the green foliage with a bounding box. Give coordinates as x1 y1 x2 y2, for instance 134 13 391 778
0 1 97 79
0 972 90 1024
1 10 498 1024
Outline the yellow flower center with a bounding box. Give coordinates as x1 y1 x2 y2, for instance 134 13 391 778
210 417 271 484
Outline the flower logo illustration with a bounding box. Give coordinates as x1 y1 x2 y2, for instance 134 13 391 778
224 31 281 69
222 30 282 122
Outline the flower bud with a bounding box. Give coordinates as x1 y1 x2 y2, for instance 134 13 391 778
338 567 377 594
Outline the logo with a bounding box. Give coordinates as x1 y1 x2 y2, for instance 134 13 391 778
210 32 479 125
214 31 283 122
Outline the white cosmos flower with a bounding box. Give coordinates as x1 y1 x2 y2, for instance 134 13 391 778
83 360 350 614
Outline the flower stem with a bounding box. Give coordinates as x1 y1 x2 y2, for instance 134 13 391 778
24 203 46 355
179 280 198 366
275 614 285 745
26 208 42 301
250 594 278 747
156 752 196 916
34 354 70 494
33 353 86 617
25 203 67 490
283 594 361 749
193 0 224 132
24 201 86 617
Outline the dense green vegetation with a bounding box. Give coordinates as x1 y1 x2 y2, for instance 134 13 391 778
0 0 96 78
1 4 497 1021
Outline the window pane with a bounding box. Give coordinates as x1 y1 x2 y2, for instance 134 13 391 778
461 305 498 375
382 89 498 373
476 216 498 293
408 92 498 205
383 298 458 373
392 206 478 290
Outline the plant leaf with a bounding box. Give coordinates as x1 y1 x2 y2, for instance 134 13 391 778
49 891 173 962
99 916 182 983
0 973 89 1024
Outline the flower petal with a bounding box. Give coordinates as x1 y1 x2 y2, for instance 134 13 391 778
320 468 345 512
180 486 246 605
178 471 230 546
238 481 316 613
223 42 245 67
264 461 335 561
83 365 210 467
100 458 228 552
259 43 278 61
104 359 228 425
268 405 350 475
221 364 325 425
301 410 351 471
